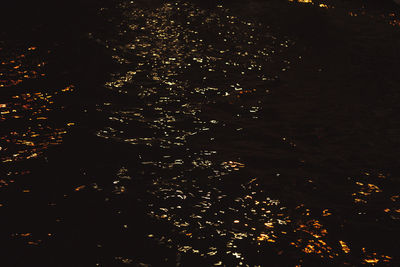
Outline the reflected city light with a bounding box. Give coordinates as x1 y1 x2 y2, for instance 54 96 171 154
0 0 399 266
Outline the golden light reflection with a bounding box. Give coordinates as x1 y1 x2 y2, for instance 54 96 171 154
0 179 14 188
256 233 275 242
339 240 350 254
292 219 337 258
322 209 331 216
288 0 330 8
97 0 290 148
362 247 393 265
75 185 86 191
0 44 75 163
348 10 400 28
221 161 245 171
352 181 382 204
84 1 399 265
0 46 45 88
12 232 44 246
289 0 313 3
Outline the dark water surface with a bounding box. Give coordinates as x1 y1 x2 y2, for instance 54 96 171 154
1 0 400 266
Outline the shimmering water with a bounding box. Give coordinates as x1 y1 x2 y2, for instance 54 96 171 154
1 1 400 266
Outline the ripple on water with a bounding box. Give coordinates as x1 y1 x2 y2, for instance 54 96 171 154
83 1 400 266
1 1 399 266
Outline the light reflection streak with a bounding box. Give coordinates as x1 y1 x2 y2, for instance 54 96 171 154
93 2 295 263
1 1 396 266
1 41 75 166
87 1 400 265
0 46 45 88
288 0 331 9
1 85 74 163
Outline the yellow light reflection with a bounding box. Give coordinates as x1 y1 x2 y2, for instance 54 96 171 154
339 240 350 254
0 45 75 163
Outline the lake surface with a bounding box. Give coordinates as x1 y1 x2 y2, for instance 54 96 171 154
1 0 400 266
